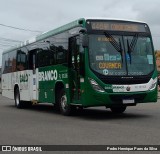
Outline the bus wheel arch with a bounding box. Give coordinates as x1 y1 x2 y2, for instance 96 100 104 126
54 82 64 109
14 84 19 96
55 82 71 115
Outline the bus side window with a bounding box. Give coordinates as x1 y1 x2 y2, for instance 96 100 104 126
2 53 8 73
56 46 67 64
16 48 28 71
49 32 68 65
16 50 22 71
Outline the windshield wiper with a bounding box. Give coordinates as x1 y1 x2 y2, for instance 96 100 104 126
118 38 123 63
127 33 138 64
104 32 123 63
127 39 132 64
130 33 138 51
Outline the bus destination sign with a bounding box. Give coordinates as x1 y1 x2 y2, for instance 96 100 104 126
87 21 148 33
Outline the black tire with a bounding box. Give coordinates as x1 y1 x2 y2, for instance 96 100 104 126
110 106 126 114
14 88 24 109
58 89 72 116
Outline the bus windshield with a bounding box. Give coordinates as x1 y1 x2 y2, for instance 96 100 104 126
89 34 154 76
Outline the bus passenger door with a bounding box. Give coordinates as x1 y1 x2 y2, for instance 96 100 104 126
69 36 81 102
29 50 38 101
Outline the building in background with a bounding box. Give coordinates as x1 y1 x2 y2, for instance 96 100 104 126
156 51 160 74
155 51 160 91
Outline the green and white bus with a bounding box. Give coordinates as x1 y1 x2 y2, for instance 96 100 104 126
1 18 158 115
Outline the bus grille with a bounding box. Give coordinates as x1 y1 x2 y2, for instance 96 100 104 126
99 76 151 85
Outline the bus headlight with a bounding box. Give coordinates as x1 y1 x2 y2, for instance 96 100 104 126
149 77 157 91
89 78 105 93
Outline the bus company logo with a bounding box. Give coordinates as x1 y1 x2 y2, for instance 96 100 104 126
20 74 28 83
112 85 124 89
39 70 58 81
126 86 131 91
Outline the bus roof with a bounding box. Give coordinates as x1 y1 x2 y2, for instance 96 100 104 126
83 17 146 24
3 18 85 54
3 18 147 54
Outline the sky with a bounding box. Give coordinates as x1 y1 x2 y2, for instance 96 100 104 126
0 0 160 65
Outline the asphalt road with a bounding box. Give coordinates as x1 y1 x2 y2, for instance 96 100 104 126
0 94 160 153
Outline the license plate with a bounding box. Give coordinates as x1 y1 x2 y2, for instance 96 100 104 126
123 99 135 104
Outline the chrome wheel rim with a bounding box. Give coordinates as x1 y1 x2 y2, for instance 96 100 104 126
60 95 67 111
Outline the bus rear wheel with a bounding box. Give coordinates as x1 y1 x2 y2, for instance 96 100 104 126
110 106 126 114
14 88 24 109
58 89 72 116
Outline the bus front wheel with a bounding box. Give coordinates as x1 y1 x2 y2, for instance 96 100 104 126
110 106 126 114
58 89 71 116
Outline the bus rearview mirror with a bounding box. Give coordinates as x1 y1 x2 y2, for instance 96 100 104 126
82 35 89 48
